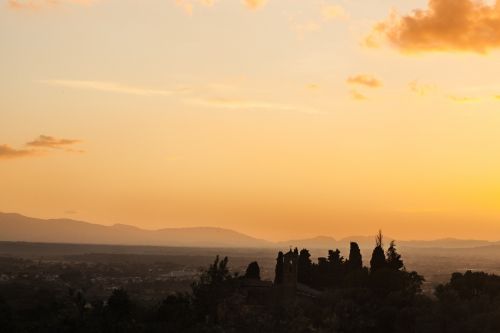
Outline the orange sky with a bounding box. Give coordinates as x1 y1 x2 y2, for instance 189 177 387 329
1 0 500 241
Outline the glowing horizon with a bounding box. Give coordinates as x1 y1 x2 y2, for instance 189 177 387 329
2 0 500 242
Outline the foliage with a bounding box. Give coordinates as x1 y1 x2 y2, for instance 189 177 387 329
245 262 260 280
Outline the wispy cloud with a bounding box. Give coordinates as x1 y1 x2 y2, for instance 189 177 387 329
27 135 81 149
347 75 382 88
40 79 186 96
0 135 83 160
367 0 500 54
0 145 38 160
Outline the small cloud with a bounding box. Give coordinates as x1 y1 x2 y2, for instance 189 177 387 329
0 145 37 160
0 135 83 161
368 0 500 54
350 90 368 101
347 75 382 88
27 135 81 149
243 0 267 10
65 210 78 215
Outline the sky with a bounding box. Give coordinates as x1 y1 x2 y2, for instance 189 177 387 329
2 0 500 241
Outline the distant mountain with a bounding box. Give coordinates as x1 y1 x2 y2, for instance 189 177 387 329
399 238 493 249
0 212 497 249
0 213 271 248
277 236 337 249
280 236 497 250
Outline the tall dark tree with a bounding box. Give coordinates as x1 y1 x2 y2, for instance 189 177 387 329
274 251 284 285
347 242 362 271
298 249 313 284
370 231 386 272
386 241 404 271
245 261 261 280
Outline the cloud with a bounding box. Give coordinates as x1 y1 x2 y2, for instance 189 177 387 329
347 75 382 88
40 79 186 96
8 0 97 10
27 135 81 149
0 135 83 160
368 0 500 53
243 0 267 10
0 145 37 160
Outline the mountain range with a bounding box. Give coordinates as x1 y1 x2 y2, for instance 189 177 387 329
0 212 498 249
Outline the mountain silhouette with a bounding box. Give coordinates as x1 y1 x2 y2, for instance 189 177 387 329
0 212 271 248
0 212 497 249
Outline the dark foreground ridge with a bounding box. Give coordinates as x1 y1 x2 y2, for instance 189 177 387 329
2 232 500 332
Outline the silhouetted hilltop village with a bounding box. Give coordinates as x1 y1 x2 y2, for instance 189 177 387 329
218 231 423 316
3 231 500 332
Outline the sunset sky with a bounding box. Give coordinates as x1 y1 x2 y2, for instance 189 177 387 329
2 0 500 241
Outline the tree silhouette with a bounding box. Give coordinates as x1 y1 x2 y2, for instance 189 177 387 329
370 231 386 272
274 251 284 285
245 261 261 280
192 255 234 324
347 242 362 271
386 241 404 271
328 249 344 266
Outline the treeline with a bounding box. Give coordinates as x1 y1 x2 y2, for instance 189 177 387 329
2 235 500 332
277 232 424 296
